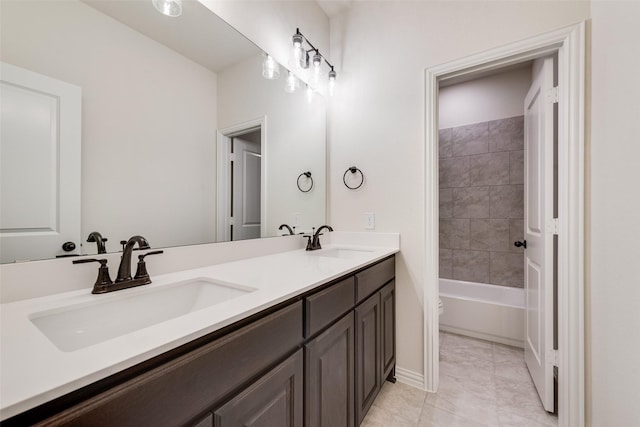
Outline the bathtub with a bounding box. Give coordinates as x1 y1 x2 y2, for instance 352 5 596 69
439 278 525 348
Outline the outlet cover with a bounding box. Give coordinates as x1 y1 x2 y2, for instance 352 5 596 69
364 212 375 230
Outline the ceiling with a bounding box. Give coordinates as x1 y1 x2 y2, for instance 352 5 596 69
83 0 260 73
316 0 353 18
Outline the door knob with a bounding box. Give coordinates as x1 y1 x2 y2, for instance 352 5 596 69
514 240 527 249
62 241 76 252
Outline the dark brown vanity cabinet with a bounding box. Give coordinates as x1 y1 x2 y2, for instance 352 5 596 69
306 256 396 427
10 256 395 427
354 257 396 425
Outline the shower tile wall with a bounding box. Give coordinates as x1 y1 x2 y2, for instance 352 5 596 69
439 116 525 288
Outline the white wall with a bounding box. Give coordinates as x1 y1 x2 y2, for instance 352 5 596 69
328 0 589 386
588 1 640 424
439 66 532 129
0 0 218 254
217 54 327 234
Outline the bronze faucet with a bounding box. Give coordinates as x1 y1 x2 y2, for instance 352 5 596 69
305 225 333 251
73 235 163 294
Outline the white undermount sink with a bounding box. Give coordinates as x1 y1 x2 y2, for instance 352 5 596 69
309 247 375 259
30 278 255 352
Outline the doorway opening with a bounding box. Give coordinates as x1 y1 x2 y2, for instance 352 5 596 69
424 23 585 427
217 118 267 242
437 57 558 423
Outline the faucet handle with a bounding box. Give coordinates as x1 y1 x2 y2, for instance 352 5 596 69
73 258 107 265
134 250 164 282
138 250 164 261
73 258 113 293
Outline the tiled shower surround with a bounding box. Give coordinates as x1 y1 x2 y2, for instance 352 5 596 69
439 116 525 288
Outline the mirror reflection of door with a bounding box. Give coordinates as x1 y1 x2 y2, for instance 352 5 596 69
230 130 261 241
0 62 81 263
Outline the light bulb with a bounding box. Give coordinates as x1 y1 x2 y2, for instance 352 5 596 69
152 0 182 17
290 32 305 69
262 54 280 80
285 71 299 93
289 47 302 69
328 69 337 97
312 52 323 68
309 52 320 85
306 85 314 104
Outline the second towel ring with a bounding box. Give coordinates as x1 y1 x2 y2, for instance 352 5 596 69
343 166 364 190
297 171 314 193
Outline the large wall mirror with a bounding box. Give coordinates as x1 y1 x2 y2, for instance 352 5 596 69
0 0 326 264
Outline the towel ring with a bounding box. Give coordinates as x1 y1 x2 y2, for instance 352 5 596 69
297 171 313 193
343 166 364 190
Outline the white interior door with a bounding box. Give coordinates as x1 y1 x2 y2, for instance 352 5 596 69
231 132 261 241
523 56 555 412
0 62 81 263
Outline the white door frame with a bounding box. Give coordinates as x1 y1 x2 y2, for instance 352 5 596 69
423 22 585 426
216 117 267 241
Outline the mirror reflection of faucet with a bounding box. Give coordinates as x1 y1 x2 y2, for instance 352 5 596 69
73 235 163 294
278 224 295 236
86 231 108 254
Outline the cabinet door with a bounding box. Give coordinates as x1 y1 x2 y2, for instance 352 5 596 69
355 293 381 425
214 349 303 427
380 280 396 381
305 312 355 427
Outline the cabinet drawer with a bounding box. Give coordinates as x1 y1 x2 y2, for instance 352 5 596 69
37 302 304 427
305 277 355 337
355 257 395 303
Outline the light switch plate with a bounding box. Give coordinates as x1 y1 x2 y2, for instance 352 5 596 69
292 212 301 227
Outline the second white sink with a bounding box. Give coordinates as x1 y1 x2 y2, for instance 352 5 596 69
30 278 255 352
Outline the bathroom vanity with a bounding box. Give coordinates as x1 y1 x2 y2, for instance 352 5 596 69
0 240 398 427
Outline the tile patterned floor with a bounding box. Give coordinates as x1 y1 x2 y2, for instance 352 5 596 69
362 332 558 427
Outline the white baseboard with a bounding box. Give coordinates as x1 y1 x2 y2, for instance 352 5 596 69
395 366 425 390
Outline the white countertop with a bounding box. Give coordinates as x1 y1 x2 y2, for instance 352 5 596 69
0 242 398 420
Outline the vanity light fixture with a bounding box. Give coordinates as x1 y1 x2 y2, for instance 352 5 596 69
152 0 182 17
288 28 337 96
262 54 280 80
